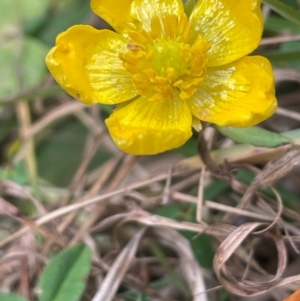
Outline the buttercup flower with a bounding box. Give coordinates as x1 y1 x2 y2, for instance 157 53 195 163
46 0 277 155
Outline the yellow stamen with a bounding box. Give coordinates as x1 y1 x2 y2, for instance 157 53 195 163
119 13 210 101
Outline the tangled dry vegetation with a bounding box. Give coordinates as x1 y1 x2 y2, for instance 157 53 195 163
1 3 300 301
1 102 300 300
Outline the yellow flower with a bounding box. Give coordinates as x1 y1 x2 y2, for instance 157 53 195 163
46 0 277 155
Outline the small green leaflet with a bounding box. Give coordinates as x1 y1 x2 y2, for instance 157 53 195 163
216 126 291 147
38 244 92 301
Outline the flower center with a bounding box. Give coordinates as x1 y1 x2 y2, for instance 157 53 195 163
119 14 210 101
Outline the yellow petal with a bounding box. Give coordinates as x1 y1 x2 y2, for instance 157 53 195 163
190 0 263 66
192 116 202 132
91 0 184 34
105 96 192 155
45 25 137 105
187 56 277 127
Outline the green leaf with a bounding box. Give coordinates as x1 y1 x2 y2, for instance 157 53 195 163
279 0 300 9
39 244 92 301
0 163 29 184
264 16 300 33
216 126 291 147
36 0 91 46
0 114 16 142
283 128 300 141
0 294 28 301
281 41 300 67
37 120 112 186
263 0 300 26
204 179 229 199
176 136 198 157
122 289 152 301
0 0 51 38
263 50 300 65
181 231 214 268
155 204 182 219
218 288 231 301
0 37 48 98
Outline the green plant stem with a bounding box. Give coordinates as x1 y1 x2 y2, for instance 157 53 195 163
16 101 40 197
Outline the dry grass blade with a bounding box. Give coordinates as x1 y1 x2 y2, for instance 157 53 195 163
276 107 300 122
181 141 300 171
173 191 275 222
91 228 146 301
90 212 134 233
261 34 300 45
196 166 206 223
274 69 300 83
16 99 38 195
59 130 104 207
55 155 124 238
124 208 235 238
124 209 208 233
70 154 137 245
154 228 208 301
224 146 300 223
0 179 32 200
0 179 46 215
0 197 64 247
205 200 274 221
250 145 300 189
3 2 300 300
253 188 283 235
214 223 287 296
276 275 300 291
0 168 194 248
24 102 84 140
